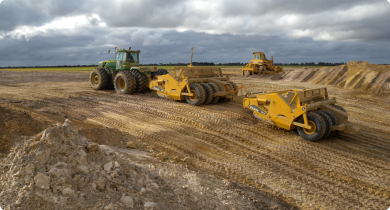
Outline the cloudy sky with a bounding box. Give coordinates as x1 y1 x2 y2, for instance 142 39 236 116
0 0 389 66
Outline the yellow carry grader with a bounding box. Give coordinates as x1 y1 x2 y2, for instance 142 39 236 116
149 66 238 106
242 87 360 141
242 52 283 76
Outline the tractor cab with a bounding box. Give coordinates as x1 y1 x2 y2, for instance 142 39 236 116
115 49 141 71
253 52 266 60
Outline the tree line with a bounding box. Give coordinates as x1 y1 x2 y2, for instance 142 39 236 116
1 62 389 68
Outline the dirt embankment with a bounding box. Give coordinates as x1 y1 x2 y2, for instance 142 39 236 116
0 120 262 210
273 61 390 95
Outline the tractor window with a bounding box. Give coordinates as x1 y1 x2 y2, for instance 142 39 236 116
127 52 139 63
254 55 260 59
117 52 124 61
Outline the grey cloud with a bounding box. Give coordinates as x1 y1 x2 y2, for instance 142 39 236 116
1 28 389 67
0 0 390 67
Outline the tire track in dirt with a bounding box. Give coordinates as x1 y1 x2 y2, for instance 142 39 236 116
1 71 390 209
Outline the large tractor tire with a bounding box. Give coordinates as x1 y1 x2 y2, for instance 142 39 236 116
208 83 220 104
333 105 347 113
152 69 169 79
90 68 111 90
297 112 327 142
130 70 148 93
157 69 169 75
140 73 149 91
321 110 339 137
316 111 333 139
185 83 206 106
114 71 137 94
200 83 214 105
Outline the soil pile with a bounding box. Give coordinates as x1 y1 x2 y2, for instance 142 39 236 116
0 120 256 210
0 105 51 156
277 62 390 95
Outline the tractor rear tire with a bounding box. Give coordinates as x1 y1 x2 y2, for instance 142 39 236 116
130 70 148 93
200 83 214 105
90 68 111 90
208 83 220 104
321 110 339 137
185 83 206 106
316 111 333 139
157 69 169 76
297 112 327 142
114 71 137 94
333 105 347 113
141 72 149 91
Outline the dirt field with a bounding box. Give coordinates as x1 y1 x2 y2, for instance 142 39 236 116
1 69 390 209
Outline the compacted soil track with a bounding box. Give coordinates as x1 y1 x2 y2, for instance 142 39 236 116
1 70 390 209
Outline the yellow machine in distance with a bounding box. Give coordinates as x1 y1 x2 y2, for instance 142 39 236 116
242 52 283 76
243 87 360 141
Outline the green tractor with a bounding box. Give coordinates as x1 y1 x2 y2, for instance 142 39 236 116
90 47 168 94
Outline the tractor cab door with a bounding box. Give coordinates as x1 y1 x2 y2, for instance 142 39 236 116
116 52 126 70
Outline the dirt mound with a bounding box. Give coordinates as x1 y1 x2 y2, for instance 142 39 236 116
275 62 390 95
0 120 256 210
0 105 52 156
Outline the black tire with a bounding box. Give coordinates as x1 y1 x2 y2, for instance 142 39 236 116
227 81 238 95
321 110 339 137
157 69 169 76
105 68 114 90
207 83 220 104
316 111 332 139
114 71 137 94
200 83 214 105
140 72 149 91
185 83 206 106
130 70 148 93
297 112 327 142
219 82 234 102
90 68 110 90
333 104 347 113
151 71 158 79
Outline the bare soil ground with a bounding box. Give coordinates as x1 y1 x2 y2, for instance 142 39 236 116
1 69 390 209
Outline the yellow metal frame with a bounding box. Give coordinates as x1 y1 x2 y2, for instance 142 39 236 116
149 66 235 102
243 89 311 130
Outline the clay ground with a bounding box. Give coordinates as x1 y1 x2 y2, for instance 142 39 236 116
1 69 390 209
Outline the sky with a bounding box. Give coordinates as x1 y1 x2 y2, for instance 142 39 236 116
0 0 389 66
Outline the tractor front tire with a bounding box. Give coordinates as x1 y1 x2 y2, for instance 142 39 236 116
185 83 206 106
114 71 137 94
90 68 110 90
297 112 327 142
